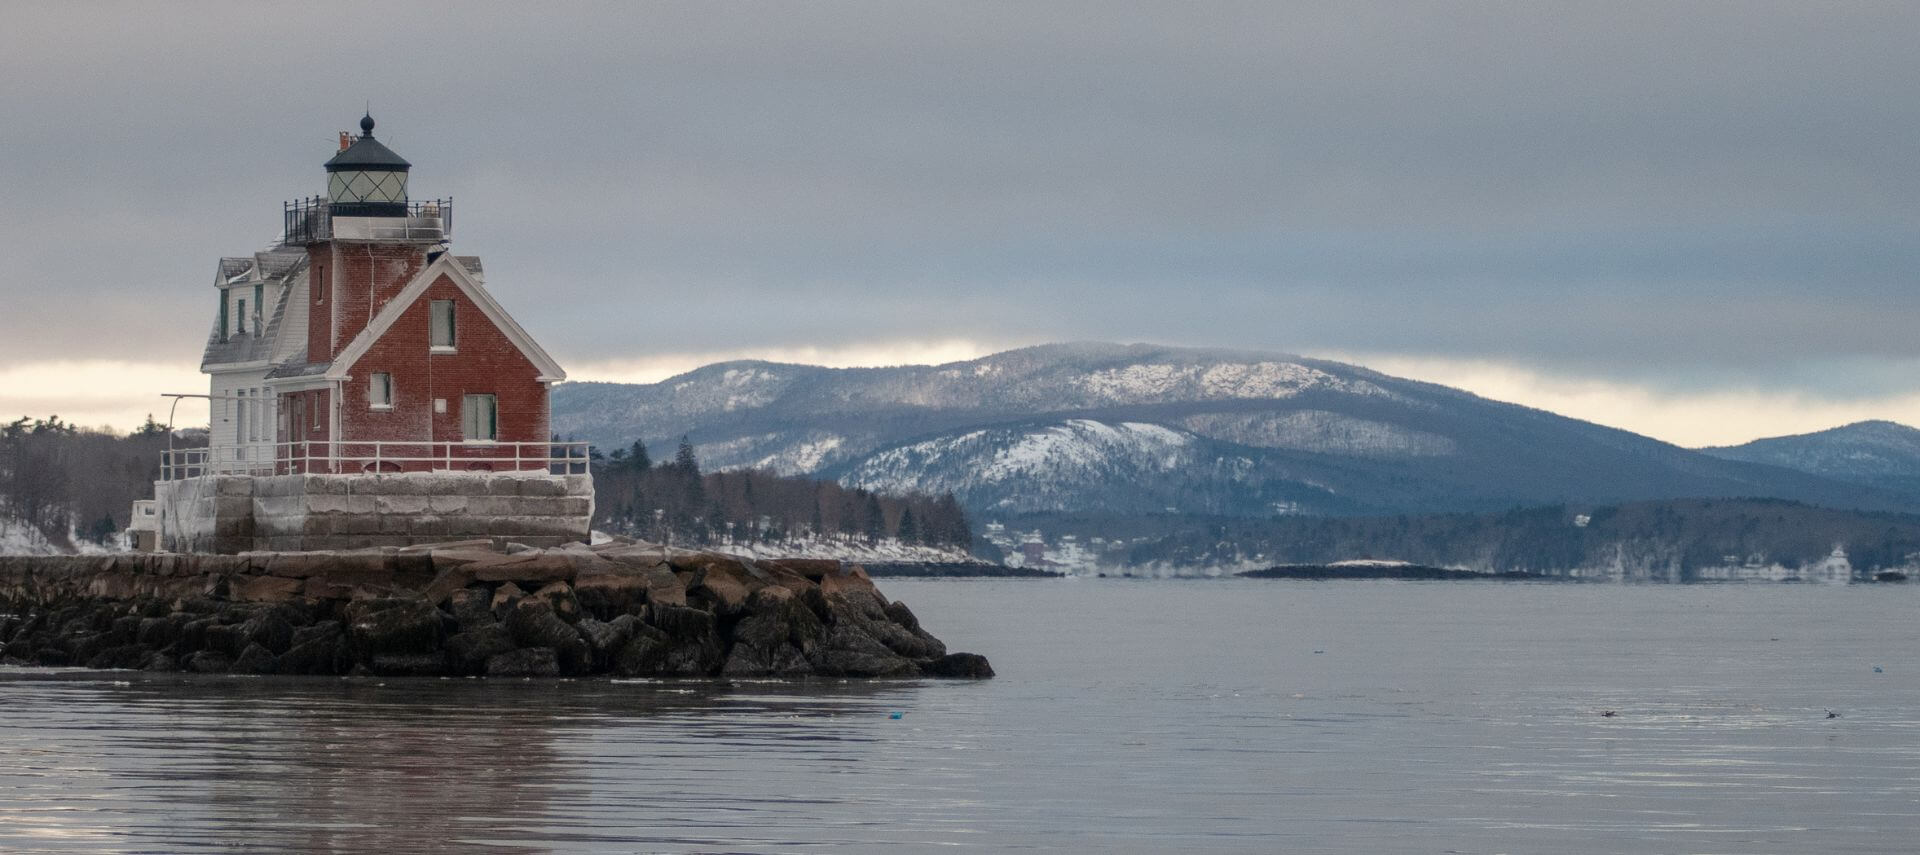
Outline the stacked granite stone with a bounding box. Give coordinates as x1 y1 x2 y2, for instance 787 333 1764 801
0 542 992 679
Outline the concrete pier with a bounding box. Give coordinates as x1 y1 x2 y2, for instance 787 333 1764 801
154 472 594 553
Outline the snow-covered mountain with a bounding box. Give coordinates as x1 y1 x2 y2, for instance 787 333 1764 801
1700 420 1920 494
553 342 1920 518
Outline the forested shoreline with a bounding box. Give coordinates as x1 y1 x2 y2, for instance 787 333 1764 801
588 439 973 551
1 416 188 549
1004 498 1920 576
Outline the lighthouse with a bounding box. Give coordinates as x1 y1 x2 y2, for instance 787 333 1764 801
158 115 590 553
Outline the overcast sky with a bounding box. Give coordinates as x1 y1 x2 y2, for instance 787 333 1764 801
3 1 1917 445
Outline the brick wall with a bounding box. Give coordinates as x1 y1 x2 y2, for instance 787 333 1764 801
306 243 330 361
338 272 551 470
308 241 428 360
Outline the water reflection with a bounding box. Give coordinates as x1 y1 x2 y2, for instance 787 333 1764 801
0 672 920 854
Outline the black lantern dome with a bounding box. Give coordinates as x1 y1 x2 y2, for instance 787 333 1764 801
323 113 411 216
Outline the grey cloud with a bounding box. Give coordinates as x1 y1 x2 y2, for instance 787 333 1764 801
2 1 1917 402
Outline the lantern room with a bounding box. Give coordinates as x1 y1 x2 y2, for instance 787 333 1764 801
324 113 411 216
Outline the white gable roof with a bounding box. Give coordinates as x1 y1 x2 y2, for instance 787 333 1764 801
327 253 566 383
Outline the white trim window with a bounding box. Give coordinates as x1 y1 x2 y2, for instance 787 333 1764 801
369 372 393 410
429 299 456 351
461 394 497 442
259 389 272 441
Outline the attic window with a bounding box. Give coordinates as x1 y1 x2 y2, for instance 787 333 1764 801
236 298 247 335
369 372 393 410
430 299 456 351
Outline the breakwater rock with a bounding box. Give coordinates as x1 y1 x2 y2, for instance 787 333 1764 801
0 542 992 679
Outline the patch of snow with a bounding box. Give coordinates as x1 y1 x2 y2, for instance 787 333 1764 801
717 368 784 411
974 420 1191 483
736 433 846 475
1078 361 1391 406
0 519 63 555
769 435 843 474
716 536 976 565
842 419 1202 514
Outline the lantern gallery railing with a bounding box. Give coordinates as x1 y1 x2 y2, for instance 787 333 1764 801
282 196 452 244
160 440 590 480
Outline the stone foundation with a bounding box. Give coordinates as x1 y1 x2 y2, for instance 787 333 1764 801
155 472 593 554
0 542 992 679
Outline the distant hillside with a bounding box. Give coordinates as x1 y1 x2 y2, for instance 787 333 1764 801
1701 420 1920 495
553 343 1920 519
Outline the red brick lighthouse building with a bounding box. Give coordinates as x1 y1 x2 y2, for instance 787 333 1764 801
252 114 566 473
157 115 590 553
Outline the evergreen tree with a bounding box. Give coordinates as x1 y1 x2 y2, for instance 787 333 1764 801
862 493 885 544
85 513 117 545
628 439 652 471
135 414 169 438
811 489 826 539
930 491 972 547
674 436 699 473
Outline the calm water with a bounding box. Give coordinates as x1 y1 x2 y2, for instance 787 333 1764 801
2 579 1918 854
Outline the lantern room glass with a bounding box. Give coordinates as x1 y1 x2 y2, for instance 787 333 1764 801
328 169 408 205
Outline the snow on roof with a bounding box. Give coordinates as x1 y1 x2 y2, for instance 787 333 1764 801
264 351 330 379
255 247 305 279
202 254 308 370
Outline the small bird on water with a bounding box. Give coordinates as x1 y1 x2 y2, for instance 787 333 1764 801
1827 710 1840 719
1600 710 1618 717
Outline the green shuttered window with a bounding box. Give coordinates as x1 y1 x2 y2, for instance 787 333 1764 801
462 394 497 442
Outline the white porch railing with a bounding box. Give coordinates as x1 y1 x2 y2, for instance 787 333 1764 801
161 440 591 480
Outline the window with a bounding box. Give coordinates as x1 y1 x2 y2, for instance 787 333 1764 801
236 299 247 335
250 389 265 442
311 391 322 429
253 284 263 332
235 390 248 444
218 291 229 341
461 394 497 442
369 372 393 409
430 300 456 350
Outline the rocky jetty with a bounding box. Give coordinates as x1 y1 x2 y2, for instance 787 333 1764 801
0 541 992 679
